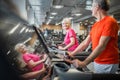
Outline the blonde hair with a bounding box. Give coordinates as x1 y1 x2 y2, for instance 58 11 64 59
62 18 71 25
14 43 24 51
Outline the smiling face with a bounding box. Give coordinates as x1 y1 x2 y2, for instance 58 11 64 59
62 18 71 30
15 43 28 54
62 22 70 30
18 45 27 54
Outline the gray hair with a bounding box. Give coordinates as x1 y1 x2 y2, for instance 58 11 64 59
93 0 110 11
14 43 24 51
62 18 71 25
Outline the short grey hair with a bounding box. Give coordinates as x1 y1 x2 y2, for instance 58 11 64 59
93 0 110 11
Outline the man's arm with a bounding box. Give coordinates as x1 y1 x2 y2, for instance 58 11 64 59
84 36 111 65
72 36 111 68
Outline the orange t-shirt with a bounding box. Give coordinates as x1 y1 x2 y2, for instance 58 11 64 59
90 16 119 64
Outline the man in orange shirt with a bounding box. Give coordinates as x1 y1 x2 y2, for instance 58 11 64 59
68 0 119 73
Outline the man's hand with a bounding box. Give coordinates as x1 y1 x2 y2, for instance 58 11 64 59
72 59 86 68
64 58 73 64
66 51 75 58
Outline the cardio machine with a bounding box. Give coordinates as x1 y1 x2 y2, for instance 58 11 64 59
33 25 120 80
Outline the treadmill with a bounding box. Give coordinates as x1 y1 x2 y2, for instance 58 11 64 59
33 26 92 79
33 25 120 80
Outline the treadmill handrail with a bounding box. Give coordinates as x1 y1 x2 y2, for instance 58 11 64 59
33 26 52 59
